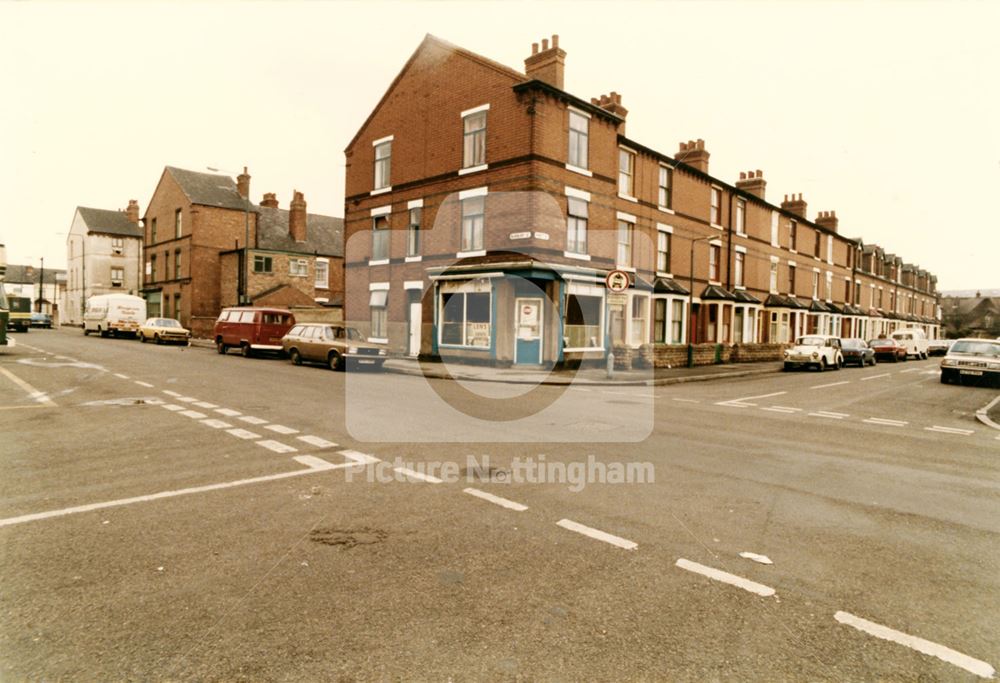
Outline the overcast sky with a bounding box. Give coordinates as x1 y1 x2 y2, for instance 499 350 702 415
2 0 997 291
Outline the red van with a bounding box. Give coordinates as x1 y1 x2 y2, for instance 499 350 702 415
214 307 296 357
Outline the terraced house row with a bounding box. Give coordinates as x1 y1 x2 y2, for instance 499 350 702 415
343 34 940 367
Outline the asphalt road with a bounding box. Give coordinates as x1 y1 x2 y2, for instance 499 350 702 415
1 328 998 681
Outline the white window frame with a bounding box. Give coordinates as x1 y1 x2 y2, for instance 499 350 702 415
314 258 329 288
460 104 488 172
563 281 605 352
653 294 687 345
708 241 722 285
373 136 392 192
289 258 308 278
617 147 636 201
437 279 493 349
734 246 746 288
710 186 723 228
656 224 673 276
658 165 674 212
371 214 390 264
566 195 589 257
568 107 589 171
616 215 634 269
735 198 746 236
460 193 486 254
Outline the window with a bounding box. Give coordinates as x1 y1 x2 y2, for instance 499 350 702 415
163 251 169 277
658 166 672 209
462 111 487 168
618 148 634 196
407 208 421 257
174 250 181 279
150 218 157 243
564 292 602 349
854 281 861 305
461 196 485 252
812 271 819 299
710 188 722 225
568 110 589 169
111 237 124 255
734 308 745 343
616 220 633 267
174 209 182 238
654 299 667 344
735 199 745 234
289 258 308 277
734 252 745 287
440 286 491 347
790 220 797 250
174 293 182 321
149 256 157 282
788 264 796 295
370 289 388 339
845 279 852 302
566 197 588 255
825 272 832 300
110 267 123 287
671 300 684 344
709 244 720 282
769 261 778 293
656 231 671 273
814 231 821 257
374 140 391 190
315 260 329 288
372 215 390 261
254 255 273 273
630 296 648 346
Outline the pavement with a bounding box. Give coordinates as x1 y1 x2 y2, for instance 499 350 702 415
1 327 998 681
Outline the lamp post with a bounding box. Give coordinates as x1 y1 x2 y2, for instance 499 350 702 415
687 234 716 368
207 166 251 305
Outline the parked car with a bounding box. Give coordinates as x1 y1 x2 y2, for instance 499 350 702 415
890 328 929 359
30 312 52 328
214 307 295 357
927 339 953 356
940 338 1000 387
840 338 876 367
783 335 844 371
868 338 908 362
139 317 190 345
282 323 387 370
7 296 31 332
83 293 146 338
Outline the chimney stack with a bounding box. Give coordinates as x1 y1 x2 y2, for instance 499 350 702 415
236 166 250 199
589 91 628 120
735 170 766 200
524 34 566 90
125 199 140 224
815 210 839 233
289 190 307 242
781 193 808 219
260 192 279 209
676 139 710 173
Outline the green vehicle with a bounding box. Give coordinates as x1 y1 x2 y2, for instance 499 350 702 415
7 295 30 333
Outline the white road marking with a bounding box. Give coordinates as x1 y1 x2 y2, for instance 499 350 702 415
179 410 207 419
297 435 338 449
834 611 995 679
214 408 241 417
176 396 199 403
925 425 974 436
556 519 637 550
860 373 890 381
864 417 908 427
0 368 57 406
265 424 299 435
200 419 232 429
716 391 786 407
161 404 184 412
772 406 801 412
192 401 218 409
257 440 298 454
811 410 849 418
338 449 380 465
239 415 268 425
162 390 183 397
739 551 773 565
394 467 443 483
671 398 701 403
762 407 798 414
900 368 922 373
675 558 776 597
724 403 752 408
808 412 844 419
113 373 130 379
812 381 849 389
463 487 528 511
0 457 347 528
134 380 154 388
226 428 260 440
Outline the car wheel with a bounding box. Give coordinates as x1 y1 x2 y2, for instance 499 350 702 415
328 352 343 371
140 333 147 343
154 334 161 344
84 328 90 336
216 341 227 355
290 349 302 366
818 358 827 372
782 363 792 372
241 343 251 358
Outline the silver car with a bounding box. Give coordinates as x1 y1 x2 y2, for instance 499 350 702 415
940 338 1000 387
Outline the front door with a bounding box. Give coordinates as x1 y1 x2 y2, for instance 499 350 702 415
407 301 421 356
514 297 542 365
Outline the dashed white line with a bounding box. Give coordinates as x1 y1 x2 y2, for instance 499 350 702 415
925 425 974 436
161 404 184 412
297 435 338 449
671 398 701 404
739 551 773 565
338 449 380 465
192 401 218 409
215 408 241 417
812 381 849 389
834 611 995 679
134 381 154 388
162 390 183 397
556 519 637 550
394 467 443 483
463 487 528 511
808 411 849 420
200 419 232 429
900 368 922 373
226 428 260 440
113 373 130 379
257 440 298 454
864 417 908 427
762 407 798 414
772 406 801 412
179 410 207 419
860 373 891 382
675 558 776 597
265 424 299 435
238 415 268 425
177 396 199 403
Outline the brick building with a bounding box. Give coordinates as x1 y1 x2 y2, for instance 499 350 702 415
142 166 342 338
343 35 940 367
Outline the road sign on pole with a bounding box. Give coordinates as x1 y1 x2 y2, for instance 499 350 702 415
606 269 630 293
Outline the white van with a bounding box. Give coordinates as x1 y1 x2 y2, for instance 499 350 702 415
891 328 929 359
83 294 147 338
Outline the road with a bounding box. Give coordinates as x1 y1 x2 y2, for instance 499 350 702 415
1 328 998 681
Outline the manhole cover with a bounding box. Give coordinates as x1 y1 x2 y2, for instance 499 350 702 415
310 527 387 548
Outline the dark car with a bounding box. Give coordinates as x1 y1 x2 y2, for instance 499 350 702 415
868 338 907 362
30 313 52 328
841 338 875 367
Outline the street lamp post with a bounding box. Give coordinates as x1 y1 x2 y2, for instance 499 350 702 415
687 235 716 368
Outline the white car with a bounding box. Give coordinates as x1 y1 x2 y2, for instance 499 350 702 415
891 328 929 359
940 338 1000 387
783 335 844 372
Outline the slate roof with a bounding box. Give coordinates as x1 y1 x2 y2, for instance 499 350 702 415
4 264 68 284
732 289 762 304
653 277 689 295
255 207 344 257
76 206 142 237
166 166 249 211
700 285 736 300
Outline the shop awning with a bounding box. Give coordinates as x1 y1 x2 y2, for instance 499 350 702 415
653 277 690 295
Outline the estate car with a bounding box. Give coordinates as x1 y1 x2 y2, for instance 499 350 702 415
281 323 387 371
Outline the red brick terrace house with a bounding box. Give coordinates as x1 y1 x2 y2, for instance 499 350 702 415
142 166 342 337
342 35 940 367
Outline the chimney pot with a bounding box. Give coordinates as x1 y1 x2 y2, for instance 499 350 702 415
125 199 140 224
541 38 549 50
236 167 251 199
551 34 559 47
525 35 565 89
532 42 539 55
739 171 747 180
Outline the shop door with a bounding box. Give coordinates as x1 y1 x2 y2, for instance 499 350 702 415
514 297 542 365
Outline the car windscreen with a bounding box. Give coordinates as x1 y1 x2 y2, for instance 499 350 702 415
950 341 1000 357
842 340 865 349
159 319 181 327
796 337 826 346
869 340 893 347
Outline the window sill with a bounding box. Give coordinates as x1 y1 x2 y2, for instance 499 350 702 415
404 255 422 263
369 259 389 266
456 250 486 259
563 251 591 261
370 187 391 196
710 223 724 230
438 343 491 351
565 163 593 177
616 265 637 273
735 231 747 237
458 164 488 176
658 206 675 214
367 337 389 344
617 193 639 203
734 285 746 290
656 271 674 279
709 280 722 286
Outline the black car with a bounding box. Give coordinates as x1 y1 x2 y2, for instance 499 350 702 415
29 313 52 328
841 338 876 367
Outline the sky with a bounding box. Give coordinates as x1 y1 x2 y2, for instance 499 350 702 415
2 0 998 291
